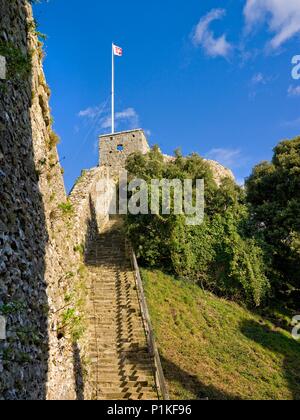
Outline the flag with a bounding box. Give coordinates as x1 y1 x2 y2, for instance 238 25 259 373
113 44 123 56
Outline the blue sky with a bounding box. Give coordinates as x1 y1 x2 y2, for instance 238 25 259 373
33 0 300 191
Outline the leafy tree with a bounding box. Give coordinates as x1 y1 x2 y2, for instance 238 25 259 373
246 136 300 306
125 147 270 307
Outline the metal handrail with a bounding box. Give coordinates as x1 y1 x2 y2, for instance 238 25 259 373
129 248 170 400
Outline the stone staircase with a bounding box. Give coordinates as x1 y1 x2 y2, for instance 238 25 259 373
85 218 159 400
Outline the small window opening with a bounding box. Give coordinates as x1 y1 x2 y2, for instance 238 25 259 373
117 145 124 152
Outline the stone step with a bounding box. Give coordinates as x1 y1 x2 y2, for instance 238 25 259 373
92 358 153 366
97 387 155 395
95 343 147 349
90 360 152 368
98 387 157 395
98 392 158 400
96 380 152 388
97 374 156 382
95 375 155 383
96 364 154 373
97 360 154 367
83 222 158 400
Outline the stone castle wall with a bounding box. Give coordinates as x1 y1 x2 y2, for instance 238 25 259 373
0 0 54 399
69 166 112 247
99 129 150 174
0 0 90 400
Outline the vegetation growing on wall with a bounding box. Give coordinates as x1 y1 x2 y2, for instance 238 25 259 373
57 267 88 342
0 41 32 81
27 18 48 43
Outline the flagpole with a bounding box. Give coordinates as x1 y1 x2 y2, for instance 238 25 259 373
112 43 115 134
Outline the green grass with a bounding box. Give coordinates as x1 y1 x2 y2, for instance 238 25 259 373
141 269 300 400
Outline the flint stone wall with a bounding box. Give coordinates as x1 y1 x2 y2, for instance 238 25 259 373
0 56 6 79
0 0 91 400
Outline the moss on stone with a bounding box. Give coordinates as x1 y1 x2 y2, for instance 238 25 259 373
0 41 32 81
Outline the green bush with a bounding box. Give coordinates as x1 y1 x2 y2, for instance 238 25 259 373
48 131 60 150
58 200 74 215
246 136 300 307
0 41 32 81
125 147 270 307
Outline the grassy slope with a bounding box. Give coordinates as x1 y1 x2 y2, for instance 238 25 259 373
142 269 300 400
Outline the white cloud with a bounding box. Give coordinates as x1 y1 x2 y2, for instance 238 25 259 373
205 148 244 168
100 108 139 130
192 9 233 58
251 72 267 85
236 178 246 187
282 116 300 127
244 0 300 49
288 85 300 97
249 72 276 99
78 104 139 132
78 106 102 119
100 116 112 129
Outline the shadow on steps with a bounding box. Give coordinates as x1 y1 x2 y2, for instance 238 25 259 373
72 342 85 401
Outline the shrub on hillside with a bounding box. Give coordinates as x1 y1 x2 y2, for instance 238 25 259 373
125 147 270 307
246 136 300 307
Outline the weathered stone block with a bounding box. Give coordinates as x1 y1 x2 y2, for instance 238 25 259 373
0 316 6 340
0 55 6 79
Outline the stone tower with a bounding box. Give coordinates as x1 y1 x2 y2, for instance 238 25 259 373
99 129 150 173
